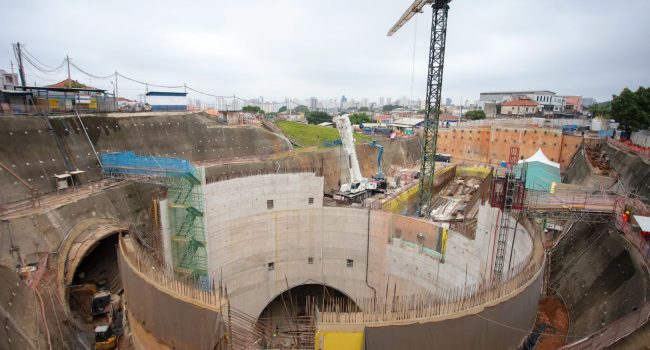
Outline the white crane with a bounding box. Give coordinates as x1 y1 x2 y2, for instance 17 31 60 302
333 114 377 196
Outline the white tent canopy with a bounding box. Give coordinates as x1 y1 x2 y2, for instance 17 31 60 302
518 148 560 168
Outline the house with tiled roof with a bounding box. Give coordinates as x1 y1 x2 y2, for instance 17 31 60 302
500 98 539 117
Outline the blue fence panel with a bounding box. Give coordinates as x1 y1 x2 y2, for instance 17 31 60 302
100 151 195 177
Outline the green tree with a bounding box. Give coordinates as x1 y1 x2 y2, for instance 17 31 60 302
588 102 611 118
278 106 287 113
359 106 369 112
611 87 650 131
382 104 400 112
465 110 486 120
293 105 310 114
349 113 371 125
243 105 264 114
306 111 332 125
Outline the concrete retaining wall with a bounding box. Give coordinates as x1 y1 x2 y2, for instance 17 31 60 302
362 269 543 350
436 126 583 169
118 238 225 349
204 173 533 318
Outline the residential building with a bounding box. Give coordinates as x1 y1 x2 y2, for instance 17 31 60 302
379 97 385 106
1 69 19 90
481 90 567 115
563 96 583 114
500 98 539 117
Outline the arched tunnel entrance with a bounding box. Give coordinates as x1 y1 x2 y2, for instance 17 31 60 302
256 284 359 349
67 231 123 328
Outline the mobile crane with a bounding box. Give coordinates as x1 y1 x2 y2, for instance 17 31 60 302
333 114 385 202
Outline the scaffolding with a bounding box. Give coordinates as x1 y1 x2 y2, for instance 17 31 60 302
493 147 526 281
100 151 208 279
166 168 209 279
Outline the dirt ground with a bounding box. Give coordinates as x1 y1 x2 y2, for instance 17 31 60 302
535 296 570 350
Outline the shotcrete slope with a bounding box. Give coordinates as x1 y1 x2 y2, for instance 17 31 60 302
551 145 650 338
0 112 291 204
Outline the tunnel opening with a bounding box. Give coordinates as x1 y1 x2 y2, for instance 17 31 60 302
256 284 359 349
68 232 122 327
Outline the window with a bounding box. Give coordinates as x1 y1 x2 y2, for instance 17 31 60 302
346 259 354 268
308 257 314 264
267 200 274 209
308 197 314 205
268 262 275 271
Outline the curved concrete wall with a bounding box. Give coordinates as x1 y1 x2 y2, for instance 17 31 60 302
118 238 225 350
205 173 533 318
362 268 543 350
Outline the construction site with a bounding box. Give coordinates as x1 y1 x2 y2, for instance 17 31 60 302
2 1 650 350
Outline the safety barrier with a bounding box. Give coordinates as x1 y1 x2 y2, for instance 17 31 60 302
100 151 194 177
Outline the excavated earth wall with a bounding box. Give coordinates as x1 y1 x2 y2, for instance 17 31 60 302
0 112 291 204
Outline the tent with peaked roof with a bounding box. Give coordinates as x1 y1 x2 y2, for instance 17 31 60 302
515 148 561 191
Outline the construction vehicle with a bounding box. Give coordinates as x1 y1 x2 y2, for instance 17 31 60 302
94 324 117 349
92 291 122 349
333 114 384 202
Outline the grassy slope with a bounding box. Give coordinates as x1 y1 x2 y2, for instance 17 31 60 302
276 121 371 147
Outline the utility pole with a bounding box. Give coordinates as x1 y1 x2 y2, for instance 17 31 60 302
15 43 26 88
66 55 71 87
114 71 119 110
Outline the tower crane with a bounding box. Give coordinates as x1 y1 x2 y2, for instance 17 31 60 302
388 0 452 217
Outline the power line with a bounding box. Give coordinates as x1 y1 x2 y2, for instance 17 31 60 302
21 46 66 72
69 60 114 79
116 72 184 89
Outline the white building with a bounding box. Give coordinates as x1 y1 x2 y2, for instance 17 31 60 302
1 69 19 90
480 90 564 114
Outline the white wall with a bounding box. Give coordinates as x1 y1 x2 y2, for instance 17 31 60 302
203 174 533 317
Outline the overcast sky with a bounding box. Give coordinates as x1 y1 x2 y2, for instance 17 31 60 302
1 0 648 104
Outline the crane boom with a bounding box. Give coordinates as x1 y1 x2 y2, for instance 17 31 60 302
387 0 432 36
334 114 363 189
388 0 451 217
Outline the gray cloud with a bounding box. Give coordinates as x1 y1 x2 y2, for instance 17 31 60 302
1 0 648 103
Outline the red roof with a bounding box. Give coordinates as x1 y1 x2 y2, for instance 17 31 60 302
46 78 98 90
501 98 538 107
439 114 460 121
373 115 392 121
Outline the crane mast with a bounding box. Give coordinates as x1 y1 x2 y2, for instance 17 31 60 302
334 114 364 193
388 0 452 217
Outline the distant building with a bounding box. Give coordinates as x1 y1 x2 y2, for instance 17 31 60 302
379 97 385 106
310 97 318 111
481 90 564 114
563 96 583 114
145 91 188 111
340 95 348 109
500 98 539 117
1 69 19 90
445 98 452 106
